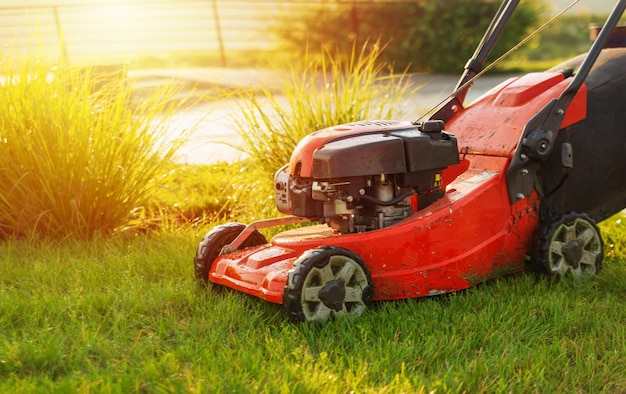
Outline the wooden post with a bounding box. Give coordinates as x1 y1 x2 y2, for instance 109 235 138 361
53 6 70 66
212 0 227 67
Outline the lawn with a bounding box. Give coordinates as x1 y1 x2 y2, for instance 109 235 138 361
1 42 625 393
1 208 625 393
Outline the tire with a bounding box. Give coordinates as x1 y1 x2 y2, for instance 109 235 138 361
194 222 267 285
283 246 374 323
529 212 603 280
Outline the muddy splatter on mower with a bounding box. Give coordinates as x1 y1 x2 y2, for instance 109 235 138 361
194 0 626 323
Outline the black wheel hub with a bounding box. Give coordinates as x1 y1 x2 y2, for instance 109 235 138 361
562 240 583 269
318 278 346 312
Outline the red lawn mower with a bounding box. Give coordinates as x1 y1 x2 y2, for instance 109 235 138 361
195 0 626 323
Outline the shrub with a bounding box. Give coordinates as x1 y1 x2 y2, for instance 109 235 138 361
524 13 602 61
232 41 419 178
271 0 545 73
0 55 190 239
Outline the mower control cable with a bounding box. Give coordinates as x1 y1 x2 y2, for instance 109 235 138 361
415 0 580 125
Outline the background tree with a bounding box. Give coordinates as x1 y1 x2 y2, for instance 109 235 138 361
271 0 546 73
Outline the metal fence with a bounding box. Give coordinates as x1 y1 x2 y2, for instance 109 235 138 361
0 0 300 66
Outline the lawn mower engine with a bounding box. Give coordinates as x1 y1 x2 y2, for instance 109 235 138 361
274 120 460 234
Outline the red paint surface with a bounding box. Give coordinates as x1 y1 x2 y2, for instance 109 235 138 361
210 72 587 304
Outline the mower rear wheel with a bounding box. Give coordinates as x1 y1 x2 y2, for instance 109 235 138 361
283 246 373 323
530 212 603 280
194 222 267 285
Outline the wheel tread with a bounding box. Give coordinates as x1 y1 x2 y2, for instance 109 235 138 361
194 222 267 285
283 246 373 323
529 212 603 279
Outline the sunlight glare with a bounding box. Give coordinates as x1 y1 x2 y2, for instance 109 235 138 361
83 3 163 55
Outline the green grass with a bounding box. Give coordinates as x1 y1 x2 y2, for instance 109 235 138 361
1 42 626 392
0 212 625 392
121 162 265 234
0 55 196 240
231 42 419 177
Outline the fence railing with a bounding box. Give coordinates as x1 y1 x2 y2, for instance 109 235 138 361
2 1 616 69
0 0 295 66
2 0 434 67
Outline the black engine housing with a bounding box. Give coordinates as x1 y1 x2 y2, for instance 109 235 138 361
275 121 460 233
312 125 459 180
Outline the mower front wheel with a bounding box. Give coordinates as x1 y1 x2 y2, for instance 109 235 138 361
194 222 268 285
283 246 373 323
530 212 603 280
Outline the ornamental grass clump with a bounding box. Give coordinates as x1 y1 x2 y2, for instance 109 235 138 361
233 41 420 177
0 55 189 239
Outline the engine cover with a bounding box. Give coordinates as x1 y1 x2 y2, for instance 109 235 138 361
275 120 460 233
312 127 459 179
312 133 407 178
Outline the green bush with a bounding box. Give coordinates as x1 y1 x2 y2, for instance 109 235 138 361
524 13 602 61
271 0 545 73
232 42 419 178
0 55 190 239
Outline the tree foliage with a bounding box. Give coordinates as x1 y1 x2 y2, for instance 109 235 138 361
271 0 545 73
525 13 603 61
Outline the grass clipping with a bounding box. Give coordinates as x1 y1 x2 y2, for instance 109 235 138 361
0 58 189 239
